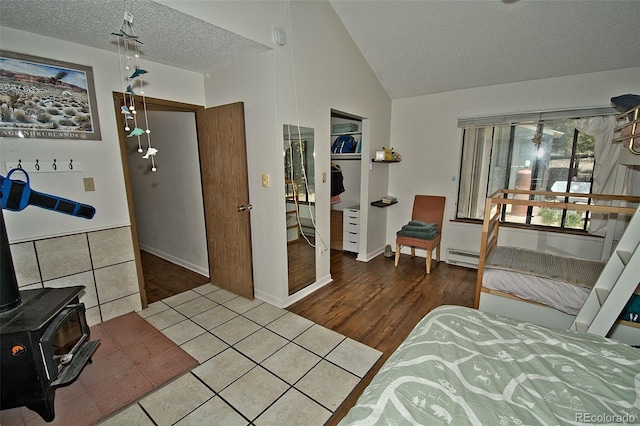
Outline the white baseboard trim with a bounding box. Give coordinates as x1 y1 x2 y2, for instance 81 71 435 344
139 244 209 277
360 245 385 262
255 275 333 308
252 291 283 308
283 275 333 307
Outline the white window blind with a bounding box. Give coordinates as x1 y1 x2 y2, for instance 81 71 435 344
457 107 618 129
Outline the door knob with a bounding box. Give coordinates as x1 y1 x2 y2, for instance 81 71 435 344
236 204 253 212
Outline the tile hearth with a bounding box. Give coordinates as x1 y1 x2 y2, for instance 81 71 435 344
98 283 382 425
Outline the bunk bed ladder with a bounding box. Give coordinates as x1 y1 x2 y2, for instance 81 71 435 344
570 204 640 336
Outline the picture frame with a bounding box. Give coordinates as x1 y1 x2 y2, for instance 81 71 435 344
0 50 101 140
375 150 386 161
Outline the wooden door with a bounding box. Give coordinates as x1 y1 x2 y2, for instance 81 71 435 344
196 102 254 299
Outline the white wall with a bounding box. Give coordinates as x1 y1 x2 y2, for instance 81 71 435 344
127 110 208 276
199 50 290 304
388 67 640 261
0 27 205 243
172 0 392 306
4 8 637 311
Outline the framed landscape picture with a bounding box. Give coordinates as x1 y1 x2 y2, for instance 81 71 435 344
0 50 101 140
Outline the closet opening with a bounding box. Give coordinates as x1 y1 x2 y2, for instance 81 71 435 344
330 109 364 271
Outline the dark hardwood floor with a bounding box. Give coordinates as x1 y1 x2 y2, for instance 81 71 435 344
288 249 477 425
140 251 210 304
139 248 477 425
287 237 316 294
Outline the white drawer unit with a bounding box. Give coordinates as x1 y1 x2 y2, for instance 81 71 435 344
343 206 360 253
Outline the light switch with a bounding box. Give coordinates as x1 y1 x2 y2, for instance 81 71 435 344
262 174 270 187
83 177 95 191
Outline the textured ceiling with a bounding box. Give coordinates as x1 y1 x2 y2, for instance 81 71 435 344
0 1 638 100
0 0 270 74
330 0 640 99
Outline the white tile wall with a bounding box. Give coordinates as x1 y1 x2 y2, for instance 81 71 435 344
100 294 142 322
88 227 135 268
8 226 141 326
94 261 138 303
46 271 98 308
36 233 92 281
9 242 40 286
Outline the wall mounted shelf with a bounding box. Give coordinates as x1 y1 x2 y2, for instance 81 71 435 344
371 160 400 163
371 200 398 208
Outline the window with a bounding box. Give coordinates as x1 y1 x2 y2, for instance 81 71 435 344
457 118 598 230
284 137 315 203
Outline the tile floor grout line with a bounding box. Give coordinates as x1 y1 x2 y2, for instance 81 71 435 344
190 346 258 394
157 289 308 335
182 320 335 419
272 357 332 412
150 299 372 381
149 301 379 380
249 381 296 424
217 392 255 425
188 371 255 425
283 341 363 414
134 291 380 425
135 401 159 426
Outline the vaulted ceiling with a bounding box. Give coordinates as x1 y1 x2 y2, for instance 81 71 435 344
1 0 638 100
330 0 640 99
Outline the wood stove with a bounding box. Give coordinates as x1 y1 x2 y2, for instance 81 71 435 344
0 212 99 422
0 286 99 421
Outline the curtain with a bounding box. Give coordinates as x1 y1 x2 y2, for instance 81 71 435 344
573 116 619 236
575 116 619 194
574 116 632 239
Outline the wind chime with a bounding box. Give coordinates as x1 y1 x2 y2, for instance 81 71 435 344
112 9 157 171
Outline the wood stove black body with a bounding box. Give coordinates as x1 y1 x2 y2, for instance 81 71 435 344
0 286 100 422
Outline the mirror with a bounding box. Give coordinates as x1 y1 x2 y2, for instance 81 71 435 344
284 124 316 295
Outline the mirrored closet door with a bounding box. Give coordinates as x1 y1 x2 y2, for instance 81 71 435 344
284 124 316 294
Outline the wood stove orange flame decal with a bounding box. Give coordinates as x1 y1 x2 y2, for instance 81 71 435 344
11 344 26 356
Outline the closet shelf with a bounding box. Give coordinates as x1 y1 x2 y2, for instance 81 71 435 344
331 131 362 136
332 153 361 160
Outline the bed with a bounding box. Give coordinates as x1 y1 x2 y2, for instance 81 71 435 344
338 305 640 425
473 189 640 343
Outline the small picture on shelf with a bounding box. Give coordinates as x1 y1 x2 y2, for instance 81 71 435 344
375 150 385 161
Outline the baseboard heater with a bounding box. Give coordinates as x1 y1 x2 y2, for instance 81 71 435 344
446 248 479 269
299 218 316 237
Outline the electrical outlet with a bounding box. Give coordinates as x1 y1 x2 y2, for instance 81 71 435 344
261 174 270 187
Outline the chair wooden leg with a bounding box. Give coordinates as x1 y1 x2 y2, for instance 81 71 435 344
394 243 401 266
436 244 440 262
410 247 415 257
426 248 432 274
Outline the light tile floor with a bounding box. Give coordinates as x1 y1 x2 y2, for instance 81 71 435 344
99 283 382 426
